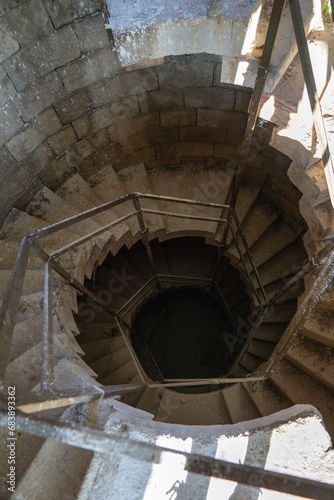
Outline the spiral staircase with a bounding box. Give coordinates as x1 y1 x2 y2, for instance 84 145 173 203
1 0 334 499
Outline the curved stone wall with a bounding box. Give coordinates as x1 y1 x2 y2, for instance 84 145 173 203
0 0 330 247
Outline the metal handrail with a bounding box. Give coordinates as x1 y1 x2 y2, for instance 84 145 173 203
0 192 267 396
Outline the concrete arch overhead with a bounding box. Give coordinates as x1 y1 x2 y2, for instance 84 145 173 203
0 1 334 498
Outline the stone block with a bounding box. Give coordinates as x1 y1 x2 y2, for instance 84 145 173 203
157 142 214 158
6 0 53 49
0 16 19 63
74 13 110 53
214 143 239 161
158 61 214 89
144 157 181 170
123 128 178 153
0 64 15 107
73 138 95 161
86 129 110 150
161 109 196 127
0 1 10 17
12 72 67 121
73 98 139 140
261 143 290 164
89 67 158 107
3 26 81 91
184 88 235 110
112 147 157 172
53 89 93 124
32 108 62 138
22 142 55 173
235 90 251 112
0 145 16 184
137 89 184 114
179 126 226 143
77 143 123 179
225 129 245 148
0 101 23 147
197 108 247 131
262 157 289 178
39 148 80 187
5 123 44 161
48 124 77 156
58 48 121 94
14 176 44 211
108 112 159 142
44 0 102 29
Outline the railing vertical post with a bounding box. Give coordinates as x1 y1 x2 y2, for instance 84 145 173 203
133 195 162 291
41 262 54 393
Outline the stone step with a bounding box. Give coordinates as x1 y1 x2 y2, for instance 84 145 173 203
0 269 62 300
101 359 137 385
227 197 280 260
255 242 307 287
56 173 132 252
8 314 43 363
285 336 334 391
216 183 261 245
117 163 165 237
252 323 287 343
155 389 232 425
149 165 219 237
221 383 260 423
25 185 102 237
242 380 291 417
247 339 276 360
270 358 334 439
250 218 299 268
0 240 42 270
88 164 141 238
301 308 334 348
89 347 131 381
80 337 126 364
261 300 297 323
135 387 164 416
94 265 139 300
83 280 130 312
75 321 115 343
239 352 263 373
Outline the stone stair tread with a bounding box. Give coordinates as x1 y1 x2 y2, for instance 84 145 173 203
101 359 137 385
0 240 42 270
260 275 305 302
25 185 102 237
252 323 287 343
286 336 334 391
242 380 291 417
301 308 334 347
80 336 126 363
0 269 63 300
149 165 219 236
216 183 261 245
221 383 260 423
239 352 263 373
261 300 297 323
0 208 85 255
155 389 232 425
74 320 116 342
227 197 280 259
270 358 334 439
117 163 165 236
135 387 164 415
56 173 132 248
255 242 307 287
89 347 131 381
247 339 276 360
94 264 139 300
88 164 140 237
8 314 43 363
250 219 299 268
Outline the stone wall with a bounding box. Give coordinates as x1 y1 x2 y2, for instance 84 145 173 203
0 0 329 240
